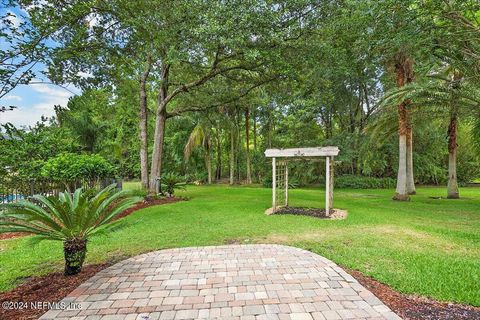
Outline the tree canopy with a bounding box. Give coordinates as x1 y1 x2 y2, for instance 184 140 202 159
0 0 479 196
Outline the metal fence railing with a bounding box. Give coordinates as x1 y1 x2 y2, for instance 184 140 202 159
0 178 122 204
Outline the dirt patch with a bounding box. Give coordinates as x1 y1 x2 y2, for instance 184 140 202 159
268 206 347 220
346 268 480 320
0 263 109 320
0 197 186 241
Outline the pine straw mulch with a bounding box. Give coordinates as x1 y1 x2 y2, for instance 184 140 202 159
346 268 480 320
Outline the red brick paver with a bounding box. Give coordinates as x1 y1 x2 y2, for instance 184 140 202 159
39 245 402 320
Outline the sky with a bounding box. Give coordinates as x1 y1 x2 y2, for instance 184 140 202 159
0 6 80 128
0 81 79 127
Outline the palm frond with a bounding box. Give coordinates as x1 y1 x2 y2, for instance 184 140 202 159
0 185 142 242
184 124 210 160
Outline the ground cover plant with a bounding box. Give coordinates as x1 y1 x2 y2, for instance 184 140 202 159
0 184 478 307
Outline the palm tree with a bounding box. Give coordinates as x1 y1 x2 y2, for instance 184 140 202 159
184 123 213 184
392 51 415 201
0 184 141 275
381 66 480 199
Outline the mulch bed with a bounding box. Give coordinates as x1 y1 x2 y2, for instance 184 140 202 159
0 263 109 320
273 206 347 220
347 268 480 320
275 206 329 218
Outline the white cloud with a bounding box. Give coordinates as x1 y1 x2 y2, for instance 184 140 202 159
0 83 76 127
30 82 72 98
3 95 22 101
0 107 42 128
30 83 73 114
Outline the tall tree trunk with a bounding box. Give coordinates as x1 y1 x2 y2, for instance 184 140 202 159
236 108 241 182
229 126 235 185
393 55 411 201
267 114 273 148
447 71 461 199
215 130 222 180
245 107 252 184
253 109 257 152
394 103 409 200
406 125 416 194
447 114 459 198
405 62 416 195
149 65 170 194
149 105 167 193
205 148 212 184
139 60 151 190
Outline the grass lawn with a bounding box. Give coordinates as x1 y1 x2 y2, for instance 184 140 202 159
0 184 479 306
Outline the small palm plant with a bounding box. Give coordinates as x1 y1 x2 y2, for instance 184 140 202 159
0 184 141 275
161 172 187 197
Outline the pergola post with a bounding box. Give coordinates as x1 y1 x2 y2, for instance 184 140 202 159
272 157 276 211
329 156 334 211
264 147 339 215
285 163 288 206
325 156 330 215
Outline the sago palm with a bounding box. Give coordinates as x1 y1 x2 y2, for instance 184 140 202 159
0 184 141 275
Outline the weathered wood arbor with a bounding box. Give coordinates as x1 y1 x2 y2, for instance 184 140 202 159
264 146 340 215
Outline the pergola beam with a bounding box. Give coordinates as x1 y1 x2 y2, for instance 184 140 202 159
265 147 339 158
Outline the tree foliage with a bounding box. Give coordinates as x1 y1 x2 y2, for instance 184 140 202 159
0 0 479 191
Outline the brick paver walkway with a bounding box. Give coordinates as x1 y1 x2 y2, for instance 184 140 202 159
40 245 401 320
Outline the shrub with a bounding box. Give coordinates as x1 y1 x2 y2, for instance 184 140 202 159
0 184 141 275
42 153 115 187
161 172 186 197
262 175 272 188
185 172 208 185
335 175 396 189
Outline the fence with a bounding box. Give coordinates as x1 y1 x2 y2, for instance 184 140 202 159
0 178 122 204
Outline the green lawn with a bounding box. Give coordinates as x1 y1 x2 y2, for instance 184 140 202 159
1 185 479 306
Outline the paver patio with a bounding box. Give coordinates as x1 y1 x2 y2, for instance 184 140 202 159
39 244 401 320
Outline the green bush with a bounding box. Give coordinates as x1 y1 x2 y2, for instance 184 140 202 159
335 175 396 189
41 153 115 183
161 172 187 196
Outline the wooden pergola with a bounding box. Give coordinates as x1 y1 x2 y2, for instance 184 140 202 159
264 146 340 215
